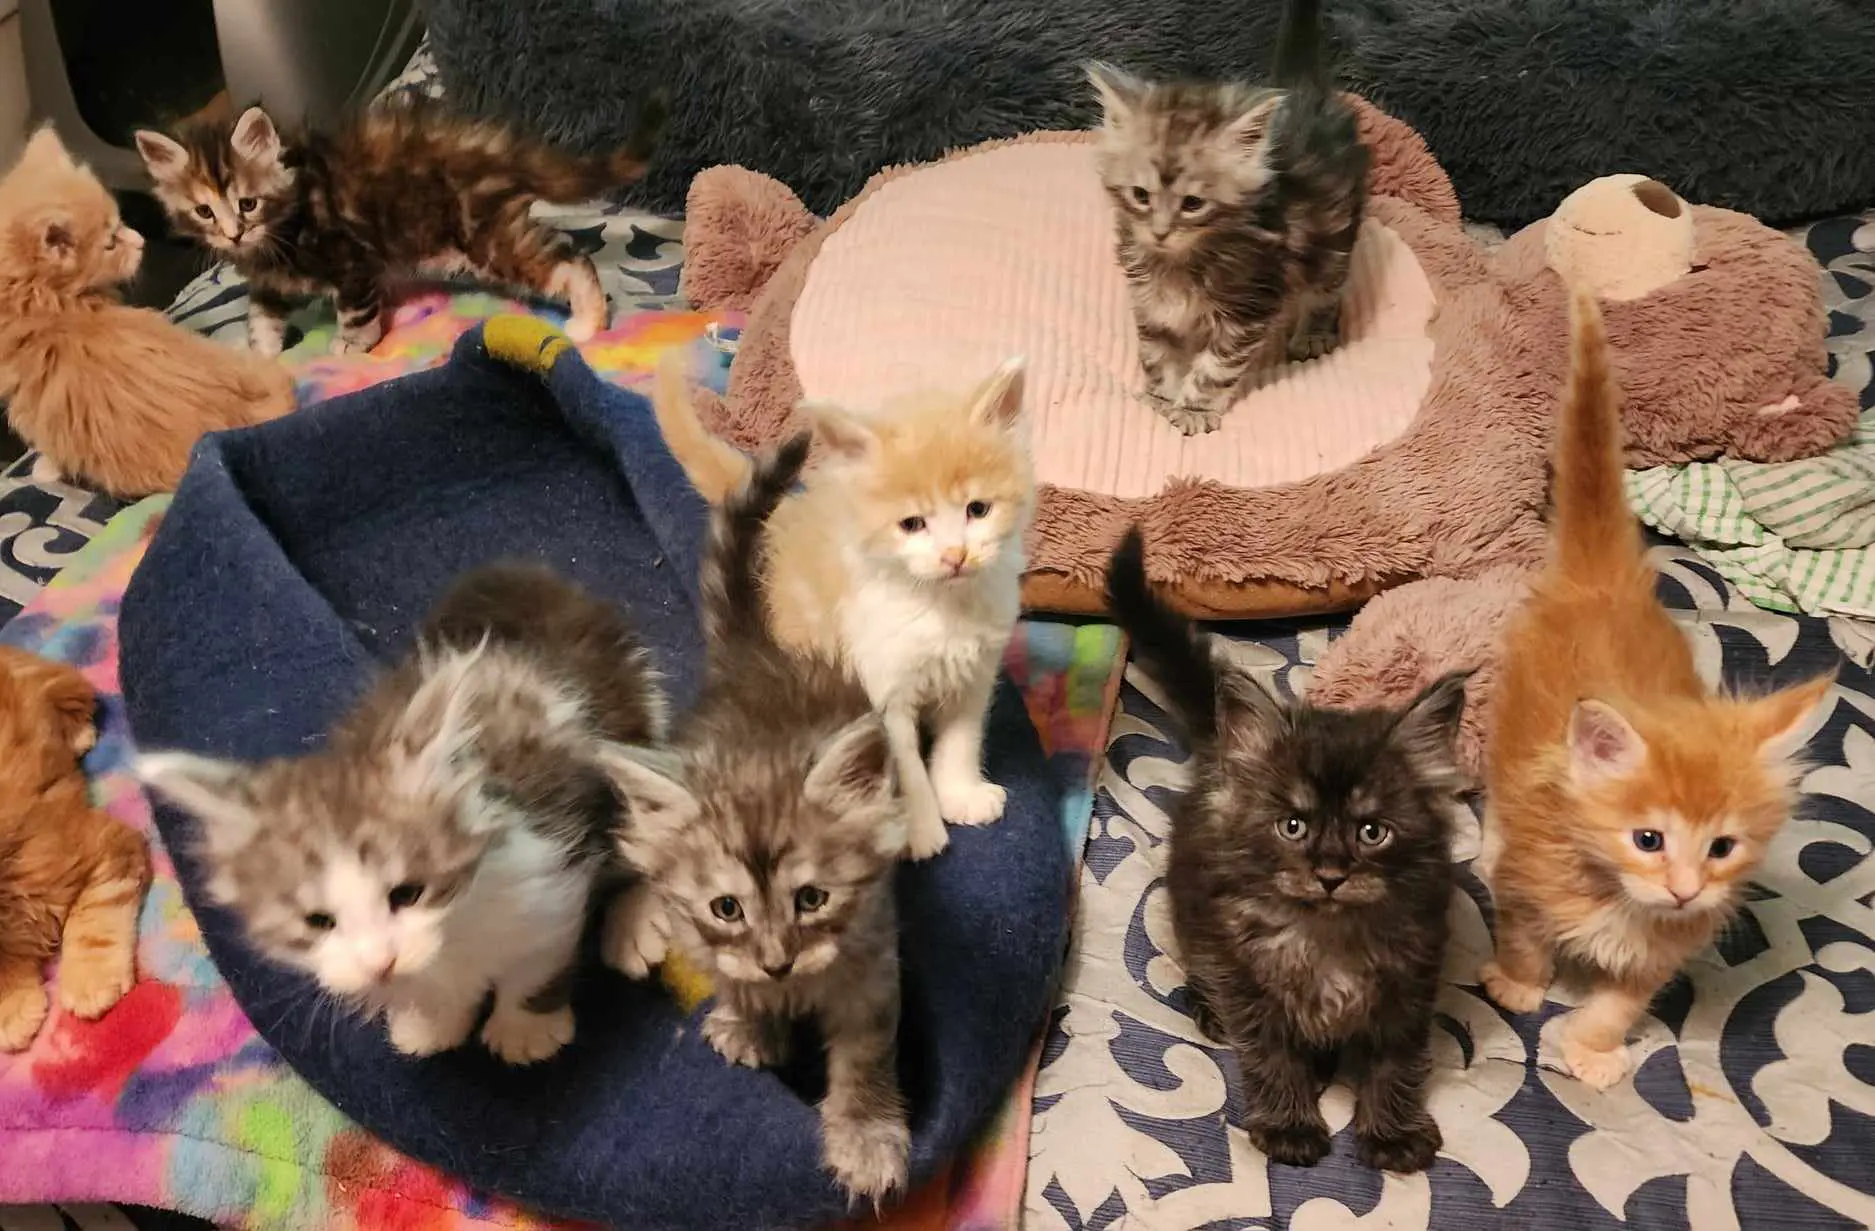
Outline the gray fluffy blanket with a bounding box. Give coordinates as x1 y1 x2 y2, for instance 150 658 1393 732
427 0 1875 226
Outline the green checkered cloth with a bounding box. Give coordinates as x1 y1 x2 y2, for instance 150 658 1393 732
1627 408 1875 618
1626 407 1875 618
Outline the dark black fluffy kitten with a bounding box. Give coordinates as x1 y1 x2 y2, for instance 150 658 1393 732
1107 528 1467 1173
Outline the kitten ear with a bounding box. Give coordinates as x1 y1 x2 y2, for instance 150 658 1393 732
1391 670 1472 780
1086 61 1147 124
386 649 484 800
136 751 262 852
804 715 903 853
133 129 188 177
1222 86 1277 145
1210 646 1285 754
22 126 75 171
1746 672 1836 764
595 743 700 865
800 401 880 463
39 218 74 258
966 357 1027 431
231 107 282 163
1568 700 1646 783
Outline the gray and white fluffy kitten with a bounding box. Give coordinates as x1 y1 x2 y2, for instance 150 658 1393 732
598 434 914 1206
138 563 665 1065
1090 0 1370 435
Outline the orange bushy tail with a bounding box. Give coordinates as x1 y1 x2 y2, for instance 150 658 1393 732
651 350 755 504
1550 289 1642 578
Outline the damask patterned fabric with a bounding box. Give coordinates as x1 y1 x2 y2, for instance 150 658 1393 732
1027 549 1875 1229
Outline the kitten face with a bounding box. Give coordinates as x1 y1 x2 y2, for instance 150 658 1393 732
1565 681 1833 917
1087 64 1278 258
603 715 904 984
803 359 1033 585
134 107 294 256
0 127 144 297
1206 669 1467 912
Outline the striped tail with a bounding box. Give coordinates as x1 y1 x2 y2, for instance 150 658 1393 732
701 433 810 646
1550 288 1644 578
651 350 756 503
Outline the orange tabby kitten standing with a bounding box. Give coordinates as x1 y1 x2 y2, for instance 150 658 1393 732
1477 289 1836 1090
0 646 150 1050
0 127 295 498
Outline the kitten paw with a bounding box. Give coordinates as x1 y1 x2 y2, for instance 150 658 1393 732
1560 1032 1632 1091
935 778 1006 827
331 331 381 356
1249 1119 1332 1167
29 454 62 484
1357 1116 1442 1174
69 721 97 757
564 313 602 344
1480 962 1548 1015
0 983 49 1051
822 1113 910 1206
386 1003 475 1057
602 884 669 980
1287 327 1339 362
1161 404 1224 436
903 801 951 862
702 1006 788 1069
56 953 134 1020
482 1005 575 1065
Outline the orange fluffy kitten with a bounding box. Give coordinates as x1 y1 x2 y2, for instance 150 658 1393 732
0 126 294 498
0 646 150 1050
1478 290 1835 1090
654 356 1034 860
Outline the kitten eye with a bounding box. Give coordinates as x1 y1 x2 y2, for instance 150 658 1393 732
1179 195 1206 214
304 911 336 932
1357 822 1391 847
898 516 927 534
795 885 829 913
387 882 424 911
1632 829 1665 853
237 197 258 214
965 500 991 519
193 204 214 220
1129 186 1150 207
710 895 743 922
1708 836 1737 859
1277 816 1307 841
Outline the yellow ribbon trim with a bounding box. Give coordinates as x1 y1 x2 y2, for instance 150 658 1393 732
481 314 573 376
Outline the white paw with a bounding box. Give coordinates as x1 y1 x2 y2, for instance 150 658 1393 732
903 798 951 862
1479 962 1548 1015
936 777 1006 827
564 314 601 343
1560 1029 1632 1092
822 1113 910 1206
0 983 49 1052
1163 404 1224 436
702 1006 783 1069
29 454 62 484
602 885 669 980
386 1004 474 1057
482 1005 575 1065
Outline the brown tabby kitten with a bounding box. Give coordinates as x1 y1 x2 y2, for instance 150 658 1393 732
139 563 664 1065
599 435 914 1206
1090 0 1369 435
134 97 661 355
1108 528 1466 1173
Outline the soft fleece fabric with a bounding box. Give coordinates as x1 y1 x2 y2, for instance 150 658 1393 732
117 319 1070 1229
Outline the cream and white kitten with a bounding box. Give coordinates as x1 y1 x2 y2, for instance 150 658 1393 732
653 358 1034 859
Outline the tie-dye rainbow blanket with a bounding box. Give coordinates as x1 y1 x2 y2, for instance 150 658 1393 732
0 293 1123 1230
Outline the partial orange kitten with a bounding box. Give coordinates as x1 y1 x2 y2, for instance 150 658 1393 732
0 126 294 498
654 356 1034 860
1478 290 1835 1090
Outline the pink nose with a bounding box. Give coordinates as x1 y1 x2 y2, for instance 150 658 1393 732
1670 887 1698 907
940 548 967 572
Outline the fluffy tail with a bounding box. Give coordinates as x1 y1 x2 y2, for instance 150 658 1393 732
1271 0 1330 91
510 91 665 201
1106 527 1220 742
386 93 664 202
652 350 756 503
1551 288 1643 577
702 432 811 646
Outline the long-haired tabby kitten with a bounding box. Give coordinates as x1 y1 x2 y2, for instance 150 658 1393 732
139 563 665 1065
1089 0 1369 435
1478 291 1836 1091
0 126 294 497
600 435 914 1205
651 352 1032 860
134 96 662 355
1109 529 1467 1172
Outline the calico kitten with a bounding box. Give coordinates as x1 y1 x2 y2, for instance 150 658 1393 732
600 434 914 1206
134 96 662 355
1478 291 1835 1091
139 563 664 1065
0 646 150 1051
651 352 1033 860
1108 529 1467 1172
1089 0 1369 435
0 126 294 496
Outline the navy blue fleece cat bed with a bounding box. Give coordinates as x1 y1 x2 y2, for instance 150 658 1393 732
118 320 1070 1229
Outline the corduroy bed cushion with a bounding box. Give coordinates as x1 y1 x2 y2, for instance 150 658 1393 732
117 321 1070 1229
